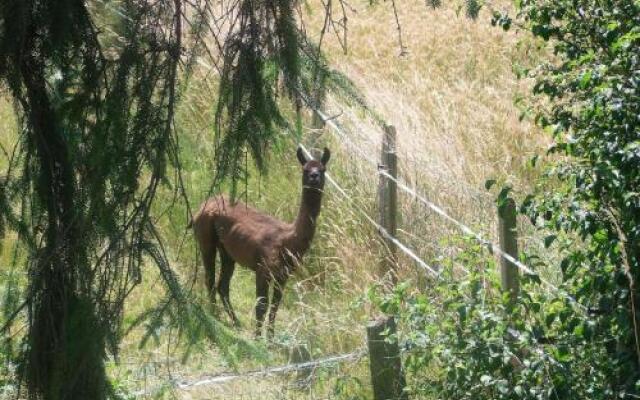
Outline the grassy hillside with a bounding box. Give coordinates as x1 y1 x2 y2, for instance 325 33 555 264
302 0 550 264
0 1 550 398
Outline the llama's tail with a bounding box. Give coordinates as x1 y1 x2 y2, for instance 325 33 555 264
186 207 202 230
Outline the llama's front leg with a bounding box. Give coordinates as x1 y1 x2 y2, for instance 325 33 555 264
267 277 288 340
255 276 270 337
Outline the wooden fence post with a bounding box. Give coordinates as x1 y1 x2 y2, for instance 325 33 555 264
378 125 398 283
367 316 408 400
498 198 519 303
288 344 312 388
308 87 326 150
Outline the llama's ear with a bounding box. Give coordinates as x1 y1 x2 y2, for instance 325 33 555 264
321 147 331 166
296 146 308 166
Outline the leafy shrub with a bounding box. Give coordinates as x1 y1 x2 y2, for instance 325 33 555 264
492 0 640 394
516 0 640 394
377 239 616 399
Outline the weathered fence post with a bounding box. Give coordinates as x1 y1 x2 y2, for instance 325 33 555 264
288 344 312 388
378 125 398 283
308 86 326 151
311 98 325 131
498 197 519 303
367 316 408 400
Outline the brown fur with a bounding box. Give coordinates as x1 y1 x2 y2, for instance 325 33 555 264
191 147 330 337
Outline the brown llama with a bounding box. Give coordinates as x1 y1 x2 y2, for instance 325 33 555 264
190 147 330 338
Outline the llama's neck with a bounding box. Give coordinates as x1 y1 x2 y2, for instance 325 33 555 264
292 188 323 248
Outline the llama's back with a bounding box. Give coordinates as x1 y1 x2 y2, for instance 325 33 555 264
192 195 292 271
193 195 287 228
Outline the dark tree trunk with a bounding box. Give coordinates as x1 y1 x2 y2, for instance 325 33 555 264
21 48 107 400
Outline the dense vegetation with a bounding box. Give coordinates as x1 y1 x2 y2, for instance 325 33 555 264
523 0 640 394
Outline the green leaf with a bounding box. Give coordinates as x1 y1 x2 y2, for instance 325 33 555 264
485 179 497 190
497 186 512 208
480 375 492 385
579 70 592 89
544 235 557 248
545 312 557 328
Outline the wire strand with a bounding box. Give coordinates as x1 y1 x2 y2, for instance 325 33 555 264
133 349 367 395
298 144 440 277
301 101 590 316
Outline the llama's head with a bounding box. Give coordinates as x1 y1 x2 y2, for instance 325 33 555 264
297 147 331 191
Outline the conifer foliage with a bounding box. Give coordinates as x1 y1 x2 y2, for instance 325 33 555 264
214 0 300 183
0 1 185 398
0 0 338 396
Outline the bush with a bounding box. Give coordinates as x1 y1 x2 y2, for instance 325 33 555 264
378 239 614 399
518 0 640 394
388 0 640 397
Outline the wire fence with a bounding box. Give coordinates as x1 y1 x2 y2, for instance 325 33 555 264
296 99 597 400
135 84 590 400
301 98 590 316
131 349 369 398
176 350 367 389
298 144 440 277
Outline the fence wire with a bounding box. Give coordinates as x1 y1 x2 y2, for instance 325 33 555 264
131 349 368 398
298 144 440 278
174 350 367 390
302 100 590 316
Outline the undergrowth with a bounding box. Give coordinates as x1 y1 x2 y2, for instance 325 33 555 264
376 236 608 399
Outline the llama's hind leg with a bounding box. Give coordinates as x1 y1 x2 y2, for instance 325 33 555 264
200 244 217 306
218 248 240 326
267 277 288 340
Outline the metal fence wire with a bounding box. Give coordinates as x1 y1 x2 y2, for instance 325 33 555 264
131 350 371 399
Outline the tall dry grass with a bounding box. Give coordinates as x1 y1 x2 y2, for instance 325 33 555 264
306 0 546 188
300 0 552 283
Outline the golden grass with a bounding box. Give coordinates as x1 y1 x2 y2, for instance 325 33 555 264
300 0 551 279
306 0 547 190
